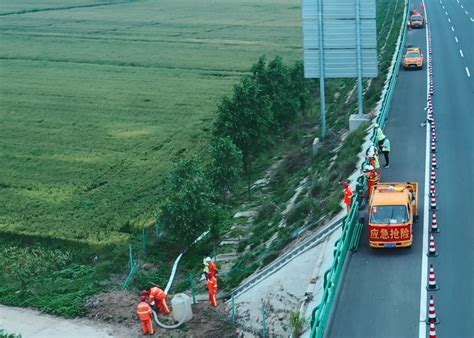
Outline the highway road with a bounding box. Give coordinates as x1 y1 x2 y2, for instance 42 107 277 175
329 0 473 336
329 19 427 338
426 0 474 336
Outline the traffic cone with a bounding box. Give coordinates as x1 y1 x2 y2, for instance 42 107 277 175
431 153 437 167
429 323 437 338
431 141 436 152
427 234 438 256
431 212 439 232
431 131 437 142
426 295 440 324
430 184 437 197
427 264 440 290
430 168 437 182
430 195 437 210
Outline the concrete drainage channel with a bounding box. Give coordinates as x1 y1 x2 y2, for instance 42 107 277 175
227 216 343 301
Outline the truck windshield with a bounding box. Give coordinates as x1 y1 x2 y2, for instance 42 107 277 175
370 205 409 224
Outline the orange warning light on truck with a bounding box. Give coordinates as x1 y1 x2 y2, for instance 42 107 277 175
368 182 418 248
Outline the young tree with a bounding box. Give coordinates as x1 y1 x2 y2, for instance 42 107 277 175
157 157 217 248
213 76 274 193
251 56 300 128
208 136 243 201
289 61 312 116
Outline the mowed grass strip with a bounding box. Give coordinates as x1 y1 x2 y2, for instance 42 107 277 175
0 0 302 243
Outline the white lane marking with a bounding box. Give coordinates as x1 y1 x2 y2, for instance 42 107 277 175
455 36 459 43
445 10 448 15
451 26 455 31
471 17 474 22
460 49 464 57
461 4 464 9
419 1 430 338
465 10 469 15
448 18 451 23
466 67 471 77
457 0 459 3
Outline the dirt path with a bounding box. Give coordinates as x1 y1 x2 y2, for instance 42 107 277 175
0 305 134 338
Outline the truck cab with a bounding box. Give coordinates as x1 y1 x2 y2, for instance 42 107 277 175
368 182 418 248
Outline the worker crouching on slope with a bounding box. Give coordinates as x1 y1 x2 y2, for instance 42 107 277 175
137 294 154 336
148 286 170 314
207 274 218 307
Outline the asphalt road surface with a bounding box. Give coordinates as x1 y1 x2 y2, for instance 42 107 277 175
329 0 474 336
328 12 428 338
426 0 474 336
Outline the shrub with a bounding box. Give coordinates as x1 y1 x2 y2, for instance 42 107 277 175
286 197 313 226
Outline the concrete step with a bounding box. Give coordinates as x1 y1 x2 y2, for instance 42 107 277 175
220 239 240 246
216 252 239 262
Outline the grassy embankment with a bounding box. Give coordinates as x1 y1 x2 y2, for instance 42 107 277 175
0 0 303 315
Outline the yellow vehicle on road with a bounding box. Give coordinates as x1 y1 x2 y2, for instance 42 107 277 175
368 182 418 248
403 47 424 69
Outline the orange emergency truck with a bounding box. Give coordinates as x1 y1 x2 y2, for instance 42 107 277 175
368 182 418 248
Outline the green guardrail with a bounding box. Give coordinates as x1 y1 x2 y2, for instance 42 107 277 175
309 3 409 336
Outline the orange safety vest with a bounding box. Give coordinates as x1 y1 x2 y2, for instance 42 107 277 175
137 301 152 320
367 170 379 182
344 186 354 204
207 276 218 293
149 287 166 302
208 261 218 277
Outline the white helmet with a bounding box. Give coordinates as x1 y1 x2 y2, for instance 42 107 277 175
205 257 212 263
364 164 374 171
374 123 379 128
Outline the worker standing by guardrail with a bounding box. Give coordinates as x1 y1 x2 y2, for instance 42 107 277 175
381 137 391 168
363 164 379 199
342 182 353 213
137 294 155 335
374 123 386 152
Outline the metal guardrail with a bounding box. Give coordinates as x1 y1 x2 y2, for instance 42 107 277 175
309 2 409 336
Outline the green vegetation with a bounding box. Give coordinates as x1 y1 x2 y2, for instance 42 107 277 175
0 244 117 317
0 0 302 244
0 0 404 319
0 0 303 314
157 157 218 249
289 311 308 337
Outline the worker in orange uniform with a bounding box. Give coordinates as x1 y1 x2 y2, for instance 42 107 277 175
207 275 218 307
148 286 170 314
363 164 379 200
342 182 353 213
137 294 154 336
208 257 218 279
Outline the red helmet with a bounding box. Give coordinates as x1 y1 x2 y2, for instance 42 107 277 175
141 290 149 298
342 182 349 188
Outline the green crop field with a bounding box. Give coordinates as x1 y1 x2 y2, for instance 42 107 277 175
0 0 303 244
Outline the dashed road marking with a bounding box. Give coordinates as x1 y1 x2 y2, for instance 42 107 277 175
460 49 464 57
466 67 471 77
445 10 448 15
448 18 451 22
451 26 455 31
461 4 464 8
465 10 469 15
455 36 459 43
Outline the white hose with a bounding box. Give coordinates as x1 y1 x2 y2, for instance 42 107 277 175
151 294 189 329
152 229 209 329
